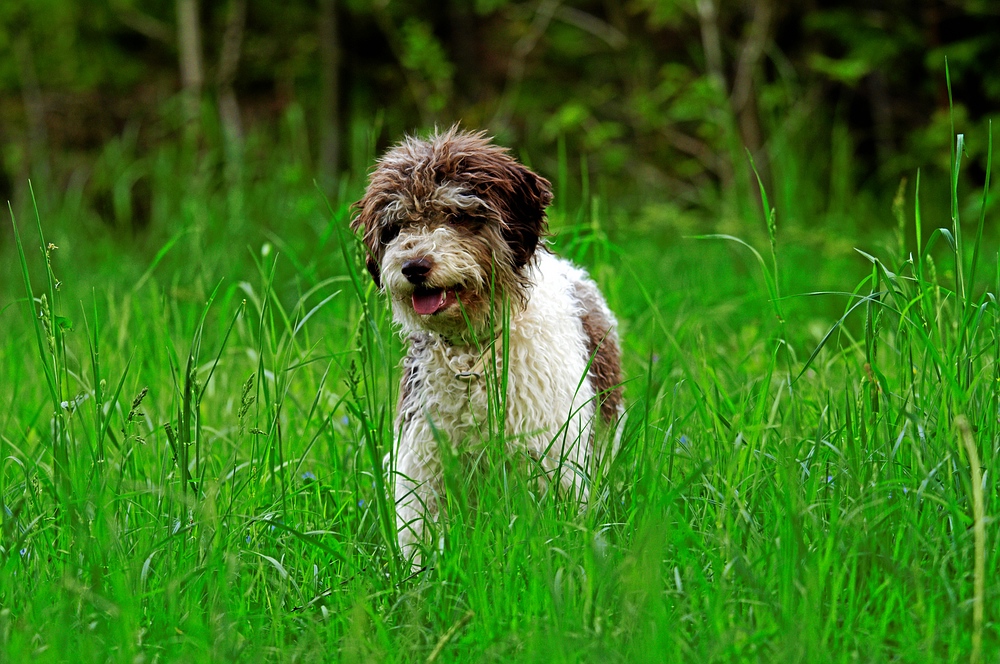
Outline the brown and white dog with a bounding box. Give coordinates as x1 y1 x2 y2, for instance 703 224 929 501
351 127 622 562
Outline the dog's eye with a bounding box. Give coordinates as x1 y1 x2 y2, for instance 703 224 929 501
380 224 400 244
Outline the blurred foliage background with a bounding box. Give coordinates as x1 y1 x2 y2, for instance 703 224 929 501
0 0 997 237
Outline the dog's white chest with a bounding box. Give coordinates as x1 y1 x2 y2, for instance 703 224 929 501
398 253 598 455
420 344 494 441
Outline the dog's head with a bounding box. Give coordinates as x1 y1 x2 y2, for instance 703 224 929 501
351 127 552 340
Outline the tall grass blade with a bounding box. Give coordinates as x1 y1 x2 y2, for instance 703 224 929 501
968 121 992 296
956 416 985 664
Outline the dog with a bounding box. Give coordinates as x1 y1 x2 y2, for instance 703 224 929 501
351 127 622 562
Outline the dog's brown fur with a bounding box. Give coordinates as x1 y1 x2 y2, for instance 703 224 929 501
573 281 623 421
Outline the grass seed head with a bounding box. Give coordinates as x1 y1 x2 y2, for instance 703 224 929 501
127 387 149 424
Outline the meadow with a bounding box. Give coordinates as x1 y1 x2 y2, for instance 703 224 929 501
0 117 996 663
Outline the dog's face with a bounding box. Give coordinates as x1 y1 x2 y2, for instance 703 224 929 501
352 128 552 340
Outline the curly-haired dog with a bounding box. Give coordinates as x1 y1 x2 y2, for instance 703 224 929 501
352 127 622 562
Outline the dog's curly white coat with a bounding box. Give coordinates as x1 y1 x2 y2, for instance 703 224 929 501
392 252 608 553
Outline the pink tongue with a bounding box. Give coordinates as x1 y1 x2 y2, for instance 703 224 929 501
412 289 447 315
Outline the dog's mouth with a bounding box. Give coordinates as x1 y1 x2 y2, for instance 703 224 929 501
412 287 459 316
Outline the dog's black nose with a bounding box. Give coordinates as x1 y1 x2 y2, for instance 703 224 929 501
402 258 433 284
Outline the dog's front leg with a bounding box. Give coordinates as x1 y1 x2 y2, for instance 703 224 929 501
392 431 441 566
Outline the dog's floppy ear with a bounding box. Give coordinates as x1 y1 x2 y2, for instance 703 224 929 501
466 151 553 270
500 163 553 270
350 197 383 289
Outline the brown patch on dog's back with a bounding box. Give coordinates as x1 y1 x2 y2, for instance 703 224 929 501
573 281 622 422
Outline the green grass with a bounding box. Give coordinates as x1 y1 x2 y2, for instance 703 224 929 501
0 121 997 663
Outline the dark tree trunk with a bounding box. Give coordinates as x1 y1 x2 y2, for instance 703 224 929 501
319 0 341 182
176 0 204 129
730 0 773 190
14 35 49 186
217 0 247 146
